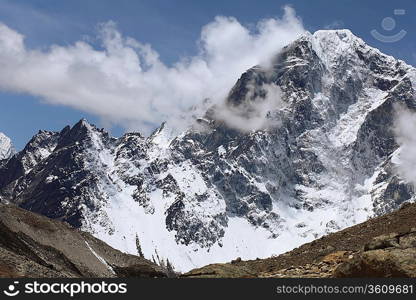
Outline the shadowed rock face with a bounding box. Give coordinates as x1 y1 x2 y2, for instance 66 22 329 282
0 203 167 278
0 30 415 271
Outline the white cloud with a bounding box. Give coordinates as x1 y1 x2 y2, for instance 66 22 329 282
214 83 285 132
393 106 416 186
324 20 344 30
0 6 304 134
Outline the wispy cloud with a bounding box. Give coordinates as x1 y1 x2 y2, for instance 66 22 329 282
324 20 345 30
0 6 304 134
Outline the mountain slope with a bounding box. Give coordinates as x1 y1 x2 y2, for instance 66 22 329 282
0 29 415 272
0 203 167 278
183 202 416 278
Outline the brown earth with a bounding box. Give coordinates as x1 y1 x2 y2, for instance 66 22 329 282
0 203 167 278
183 202 416 278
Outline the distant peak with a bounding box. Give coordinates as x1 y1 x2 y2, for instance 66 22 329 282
76 118 91 127
150 121 166 137
0 132 15 160
149 122 176 147
71 118 97 133
54 119 106 150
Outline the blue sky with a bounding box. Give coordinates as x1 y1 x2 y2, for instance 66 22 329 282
0 0 415 149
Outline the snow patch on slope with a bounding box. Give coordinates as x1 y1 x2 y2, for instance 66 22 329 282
328 88 387 148
84 241 116 274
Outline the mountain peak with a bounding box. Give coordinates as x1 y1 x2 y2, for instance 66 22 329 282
313 28 355 38
74 118 94 130
312 29 365 49
70 118 101 136
291 28 408 76
54 119 107 151
291 29 360 47
0 132 14 160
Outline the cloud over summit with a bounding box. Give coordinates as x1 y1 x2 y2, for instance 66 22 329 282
0 6 304 134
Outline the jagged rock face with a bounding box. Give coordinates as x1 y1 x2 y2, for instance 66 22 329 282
0 130 59 190
0 132 14 161
0 30 415 272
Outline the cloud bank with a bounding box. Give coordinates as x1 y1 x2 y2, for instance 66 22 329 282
0 6 304 134
393 106 416 186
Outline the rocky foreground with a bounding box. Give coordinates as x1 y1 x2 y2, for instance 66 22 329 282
183 202 416 278
1 200 416 278
0 203 167 278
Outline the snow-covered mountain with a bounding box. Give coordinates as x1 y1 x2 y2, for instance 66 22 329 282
0 132 14 161
0 30 415 272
